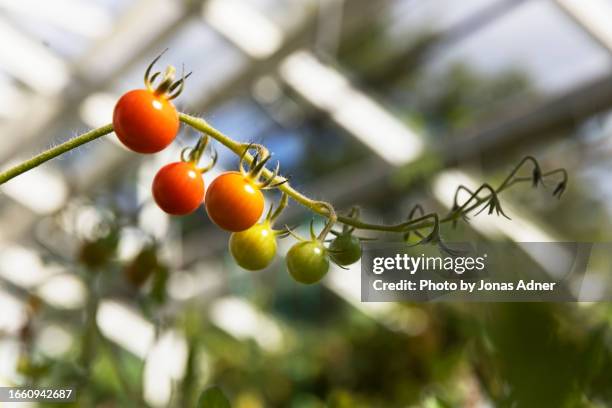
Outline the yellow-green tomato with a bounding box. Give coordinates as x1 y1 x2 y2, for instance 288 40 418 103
286 240 329 284
229 222 277 270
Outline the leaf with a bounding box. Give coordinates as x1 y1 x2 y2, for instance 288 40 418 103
197 386 231 408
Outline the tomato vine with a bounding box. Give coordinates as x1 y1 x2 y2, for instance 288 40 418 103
0 57 568 284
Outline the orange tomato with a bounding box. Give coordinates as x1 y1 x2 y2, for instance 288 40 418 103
205 171 264 232
113 89 179 153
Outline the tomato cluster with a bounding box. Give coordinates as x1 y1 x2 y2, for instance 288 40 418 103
112 55 366 285
282 220 365 284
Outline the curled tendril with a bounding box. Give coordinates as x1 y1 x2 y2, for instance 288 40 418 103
397 156 567 256
544 168 568 199
553 180 567 198
499 156 567 193
301 154 565 258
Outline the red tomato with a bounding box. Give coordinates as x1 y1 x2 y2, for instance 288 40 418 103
113 89 179 153
205 171 265 232
152 162 204 215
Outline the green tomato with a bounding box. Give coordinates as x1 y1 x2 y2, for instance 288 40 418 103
286 240 329 284
229 222 277 270
329 233 362 266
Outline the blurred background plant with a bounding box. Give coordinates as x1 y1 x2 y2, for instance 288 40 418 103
1 0 612 406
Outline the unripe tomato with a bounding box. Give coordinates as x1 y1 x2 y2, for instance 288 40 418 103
286 240 329 284
124 246 159 287
330 234 362 265
205 171 265 232
152 162 204 215
229 222 277 270
113 89 179 153
78 227 119 270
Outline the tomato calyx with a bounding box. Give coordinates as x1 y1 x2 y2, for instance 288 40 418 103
238 143 289 190
266 192 289 225
248 194 292 239
284 201 337 244
144 49 191 100
180 134 218 174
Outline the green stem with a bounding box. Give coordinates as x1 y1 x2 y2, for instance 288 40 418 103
179 113 512 234
0 113 559 238
179 113 331 214
0 124 114 185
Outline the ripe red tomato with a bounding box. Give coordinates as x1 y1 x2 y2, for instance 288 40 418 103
113 89 179 153
205 171 264 232
152 162 204 215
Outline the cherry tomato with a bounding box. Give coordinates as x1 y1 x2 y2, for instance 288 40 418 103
113 89 179 153
229 222 277 270
286 240 329 284
124 246 159 287
152 162 204 215
205 171 264 232
330 233 362 265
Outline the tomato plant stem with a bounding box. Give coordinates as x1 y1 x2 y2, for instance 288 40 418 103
179 113 566 237
179 113 340 220
0 124 114 185
0 112 566 241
